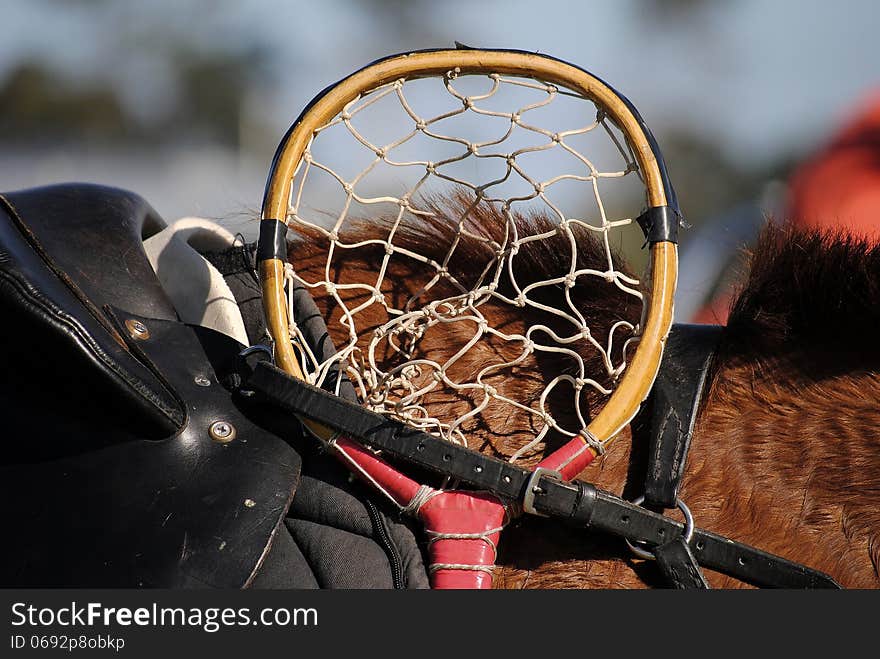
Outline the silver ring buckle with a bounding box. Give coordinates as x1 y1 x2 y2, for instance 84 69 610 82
624 495 694 561
522 467 563 517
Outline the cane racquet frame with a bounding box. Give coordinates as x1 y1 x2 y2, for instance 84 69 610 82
257 47 679 587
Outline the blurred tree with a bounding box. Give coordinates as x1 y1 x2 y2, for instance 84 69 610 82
161 45 271 150
0 0 272 151
0 62 129 144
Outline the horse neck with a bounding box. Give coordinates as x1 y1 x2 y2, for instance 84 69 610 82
680 352 880 587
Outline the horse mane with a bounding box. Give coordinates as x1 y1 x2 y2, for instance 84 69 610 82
288 192 643 459
289 190 643 359
372 192 643 331
720 221 880 376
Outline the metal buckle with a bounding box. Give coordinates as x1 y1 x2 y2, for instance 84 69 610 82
239 343 275 364
522 467 563 517
236 344 275 398
624 495 694 560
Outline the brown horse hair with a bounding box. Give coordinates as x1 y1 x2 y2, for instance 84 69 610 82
288 192 643 463
695 221 880 588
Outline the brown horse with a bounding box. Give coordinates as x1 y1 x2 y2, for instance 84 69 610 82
288 195 880 589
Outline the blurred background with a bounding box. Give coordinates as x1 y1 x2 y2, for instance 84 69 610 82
1 0 877 321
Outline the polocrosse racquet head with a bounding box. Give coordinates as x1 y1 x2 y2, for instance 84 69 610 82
259 47 679 468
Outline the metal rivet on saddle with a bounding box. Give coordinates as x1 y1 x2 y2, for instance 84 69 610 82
125 318 150 340
209 420 236 443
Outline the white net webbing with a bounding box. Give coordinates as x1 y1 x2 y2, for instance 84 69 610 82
284 69 649 463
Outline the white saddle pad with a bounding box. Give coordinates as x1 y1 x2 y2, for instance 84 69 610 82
143 217 250 347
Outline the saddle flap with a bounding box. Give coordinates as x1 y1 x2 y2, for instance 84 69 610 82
0 313 301 587
0 184 187 459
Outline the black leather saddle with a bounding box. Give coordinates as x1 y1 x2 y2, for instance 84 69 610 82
0 184 302 587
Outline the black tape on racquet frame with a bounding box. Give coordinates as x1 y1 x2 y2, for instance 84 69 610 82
636 206 680 243
257 219 290 262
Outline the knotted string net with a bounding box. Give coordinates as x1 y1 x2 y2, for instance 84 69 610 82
282 68 649 465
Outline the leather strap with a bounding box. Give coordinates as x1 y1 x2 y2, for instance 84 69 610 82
534 485 838 588
635 323 720 588
250 362 528 498
654 538 710 589
247 362 840 589
642 323 723 509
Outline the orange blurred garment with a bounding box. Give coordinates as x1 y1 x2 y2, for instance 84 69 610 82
690 90 880 324
785 90 880 240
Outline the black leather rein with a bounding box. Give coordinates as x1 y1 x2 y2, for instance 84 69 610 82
246 348 839 589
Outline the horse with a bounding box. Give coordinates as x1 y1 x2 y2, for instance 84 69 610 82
2 180 876 589
285 193 880 589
